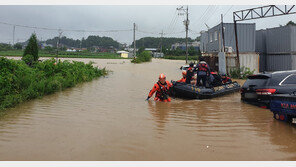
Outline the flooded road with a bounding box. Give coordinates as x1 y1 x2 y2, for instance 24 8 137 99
0 58 296 160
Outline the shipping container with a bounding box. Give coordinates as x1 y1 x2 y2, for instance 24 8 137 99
265 54 296 71
225 53 259 74
200 31 208 53
204 23 255 53
266 25 296 54
259 54 267 72
256 30 267 54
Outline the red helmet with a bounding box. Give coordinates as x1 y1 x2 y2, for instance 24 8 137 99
159 73 166 79
182 71 187 75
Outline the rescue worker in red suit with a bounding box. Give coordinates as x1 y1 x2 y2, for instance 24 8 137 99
196 57 210 87
221 74 232 84
185 63 195 84
177 71 187 83
146 73 172 102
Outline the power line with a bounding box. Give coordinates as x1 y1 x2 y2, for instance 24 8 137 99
0 20 132 33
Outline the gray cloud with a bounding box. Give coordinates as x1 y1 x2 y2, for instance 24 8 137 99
0 5 295 44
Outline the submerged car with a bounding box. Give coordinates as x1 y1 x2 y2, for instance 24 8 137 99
241 70 296 108
270 93 296 123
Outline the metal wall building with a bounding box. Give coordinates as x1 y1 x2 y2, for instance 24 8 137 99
201 23 255 53
200 31 208 53
256 25 296 72
200 23 259 74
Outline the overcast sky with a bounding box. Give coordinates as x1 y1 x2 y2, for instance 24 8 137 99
0 5 295 45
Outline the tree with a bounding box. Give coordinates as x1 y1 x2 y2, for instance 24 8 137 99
13 43 22 50
286 21 296 26
23 33 39 62
44 46 54 52
188 46 198 56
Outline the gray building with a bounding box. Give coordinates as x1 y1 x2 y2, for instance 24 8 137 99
201 23 256 54
256 25 296 72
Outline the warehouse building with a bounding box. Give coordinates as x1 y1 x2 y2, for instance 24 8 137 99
256 25 296 72
200 22 259 74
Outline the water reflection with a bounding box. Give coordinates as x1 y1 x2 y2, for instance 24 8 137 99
0 58 296 160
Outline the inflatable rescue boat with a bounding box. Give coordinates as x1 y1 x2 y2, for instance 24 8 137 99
170 81 241 99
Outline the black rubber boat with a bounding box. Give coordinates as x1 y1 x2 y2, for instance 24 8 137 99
170 81 241 99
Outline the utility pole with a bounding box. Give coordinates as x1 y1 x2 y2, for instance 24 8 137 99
233 15 240 69
221 14 226 52
177 5 189 64
133 23 136 58
160 30 164 52
12 25 15 46
56 29 63 61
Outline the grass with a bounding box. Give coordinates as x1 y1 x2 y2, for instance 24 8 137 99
0 57 107 112
163 55 200 60
0 50 127 59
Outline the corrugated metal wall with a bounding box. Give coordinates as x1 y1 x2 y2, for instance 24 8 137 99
290 26 296 53
256 30 267 53
204 23 255 53
266 25 294 54
225 53 259 74
200 31 208 53
266 54 293 71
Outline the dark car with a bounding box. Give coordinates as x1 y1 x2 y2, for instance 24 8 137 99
241 70 296 108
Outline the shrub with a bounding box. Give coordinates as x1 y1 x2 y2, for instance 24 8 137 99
131 51 152 63
0 57 107 111
21 54 34 66
229 66 255 79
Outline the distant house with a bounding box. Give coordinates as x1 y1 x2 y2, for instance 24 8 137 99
66 48 77 52
145 48 158 52
117 50 129 58
40 43 53 49
171 41 200 51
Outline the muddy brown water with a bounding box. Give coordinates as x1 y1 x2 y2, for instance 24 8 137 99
0 57 296 160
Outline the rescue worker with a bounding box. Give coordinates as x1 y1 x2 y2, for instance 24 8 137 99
185 63 195 84
146 73 172 102
177 71 187 83
210 71 222 87
196 57 210 87
221 74 232 84
191 74 197 86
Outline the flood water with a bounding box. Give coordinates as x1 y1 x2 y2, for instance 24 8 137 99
0 58 296 160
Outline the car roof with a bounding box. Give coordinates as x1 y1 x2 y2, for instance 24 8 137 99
251 70 296 78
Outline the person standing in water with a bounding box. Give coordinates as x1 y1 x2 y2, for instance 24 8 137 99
146 73 172 102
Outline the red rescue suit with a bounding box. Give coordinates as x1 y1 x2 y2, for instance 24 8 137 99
177 77 186 83
148 81 172 102
222 76 232 84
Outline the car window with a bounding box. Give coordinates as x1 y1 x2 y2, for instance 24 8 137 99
281 75 296 85
243 79 268 87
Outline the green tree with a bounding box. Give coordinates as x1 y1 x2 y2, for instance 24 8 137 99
23 34 39 62
13 43 22 50
137 47 145 54
286 21 296 26
44 46 54 53
188 46 198 56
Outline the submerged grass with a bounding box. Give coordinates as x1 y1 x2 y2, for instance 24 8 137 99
0 57 107 111
0 50 126 59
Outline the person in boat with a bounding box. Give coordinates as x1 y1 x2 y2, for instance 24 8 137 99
185 62 195 84
210 71 223 87
146 73 172 102
221 74 232 84
196 57 210 87
177 71 187 83
191 74 197 86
